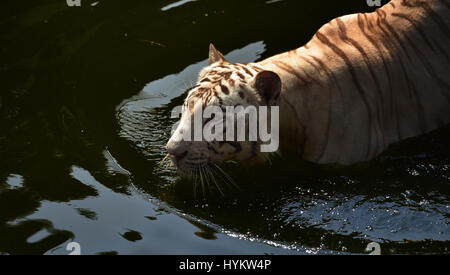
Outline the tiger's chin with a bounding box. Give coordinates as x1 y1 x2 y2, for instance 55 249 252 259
173 155 265 178
172 160 215 178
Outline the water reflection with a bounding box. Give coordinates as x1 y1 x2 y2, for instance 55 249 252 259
6 174 24 189
161 0 198 12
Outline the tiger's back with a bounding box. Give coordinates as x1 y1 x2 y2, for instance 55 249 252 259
259 0 450 164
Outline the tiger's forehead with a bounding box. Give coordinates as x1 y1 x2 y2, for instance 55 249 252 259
184 62 264 109
199 63 264 84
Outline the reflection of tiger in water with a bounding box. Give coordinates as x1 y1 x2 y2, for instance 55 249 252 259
166 0 450 177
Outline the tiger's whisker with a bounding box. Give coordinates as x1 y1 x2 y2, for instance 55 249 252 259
207 167 224 197
203 165 212 188
213 163 241 191
193 169 198 199
199 166 206 200
159 154 170 167
212 166 235 191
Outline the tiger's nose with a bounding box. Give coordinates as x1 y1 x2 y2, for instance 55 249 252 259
170 150 188 161
166 141 189 162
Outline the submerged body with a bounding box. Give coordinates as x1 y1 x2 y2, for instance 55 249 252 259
166 0 450 175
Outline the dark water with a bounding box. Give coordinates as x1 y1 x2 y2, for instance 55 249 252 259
0 0 448 255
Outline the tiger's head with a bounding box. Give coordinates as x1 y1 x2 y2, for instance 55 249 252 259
166 44 282 177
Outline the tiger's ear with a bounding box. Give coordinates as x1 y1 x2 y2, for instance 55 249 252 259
209 43 227 65
254 71 282 105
